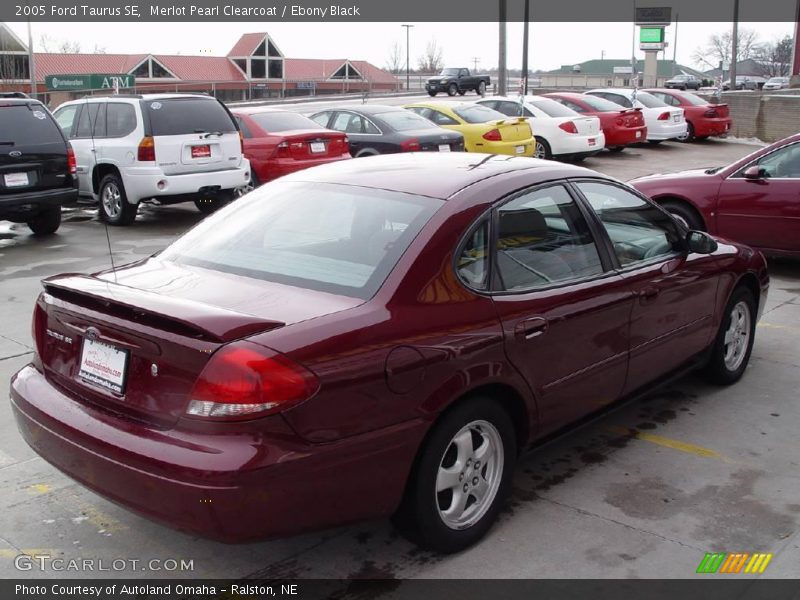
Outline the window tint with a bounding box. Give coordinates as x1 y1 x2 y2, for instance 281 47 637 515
577 181 682 266
331 112 375 134
580 94 628 111
54 105 79 135
635 92 668 109
681 92 712 106
492 101 524 117
427 110 459 126
161 181 443 299
75 103 100 138
105 103 137 137
651 92 678 106
457 220 490 290
249 111 322 133
145 98 236 136
310 112 331 127
554 98 586 113
453 104 507 124
495 185 604 291
527 97 578 118
748 143 800 179
606 94 633 108
378 110 438 131
0 104 64 145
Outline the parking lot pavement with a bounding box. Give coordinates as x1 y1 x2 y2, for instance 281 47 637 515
2 138 797 580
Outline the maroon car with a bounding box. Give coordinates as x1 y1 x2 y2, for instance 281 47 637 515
630 133 800 257
11 154 768 553
644 89 732 142
544 92 647 152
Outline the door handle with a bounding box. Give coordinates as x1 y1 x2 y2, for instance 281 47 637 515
639 286 660 304
515 317 549 341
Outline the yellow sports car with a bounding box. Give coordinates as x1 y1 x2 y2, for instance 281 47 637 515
403 101 535 157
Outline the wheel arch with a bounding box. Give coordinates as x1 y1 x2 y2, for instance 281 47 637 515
92 163 123 195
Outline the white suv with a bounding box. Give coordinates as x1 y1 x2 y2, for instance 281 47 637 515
53 93 250 225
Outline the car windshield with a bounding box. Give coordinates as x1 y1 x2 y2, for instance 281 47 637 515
145 97 237 135
379 110 438 131
440 69 460 76
248 111 323 132
453 104 506 123
526 97 578 117
635 92 668 108
680 92 711 106
161 181 443 299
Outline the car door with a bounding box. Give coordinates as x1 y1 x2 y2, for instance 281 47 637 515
487 183 632 434
55 102 97 196
715 141 800 253
573 180 720 394
97 102 138 178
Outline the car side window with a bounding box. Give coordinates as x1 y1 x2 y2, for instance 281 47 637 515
74 103 100 138
362 117 380 134
93 103 107 137
105 104 137 137
495 101 525 118
456 219 490 290
331 112 352 132
310 112 331 128
494 185 604 291
745 143 800 179
428 110 458 126
53 105 79 136
576 181 682 267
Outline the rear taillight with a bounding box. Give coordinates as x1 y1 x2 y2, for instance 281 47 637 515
275 141 291 158
615 117 624 126
238 130 244 154
558 121 578 134
137 136 156 162
704 108 719 118
185 342 319 421
400 138 420 152
482 129 502 141
342 136 350 154
31 302 46 357
657 112 670 121
66 144 77 175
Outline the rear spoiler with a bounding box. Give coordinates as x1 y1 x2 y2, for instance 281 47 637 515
496 117 528 126
42 274 284 343
620 108 643 114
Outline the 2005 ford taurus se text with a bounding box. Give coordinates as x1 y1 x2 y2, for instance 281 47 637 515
10 153 768 553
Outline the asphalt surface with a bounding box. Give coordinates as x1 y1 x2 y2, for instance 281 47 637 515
1 99 798 580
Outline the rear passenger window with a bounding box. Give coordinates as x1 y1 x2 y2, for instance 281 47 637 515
106 104 136 137
54 105 79 135
495 185 604 291
456 220 490 290
74 103 100 138
428 110 458 126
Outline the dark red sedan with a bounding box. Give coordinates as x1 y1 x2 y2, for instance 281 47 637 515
643 89 732 142
630 133 800 257
544 92 647 152
231 108 350 188
11 154 768 553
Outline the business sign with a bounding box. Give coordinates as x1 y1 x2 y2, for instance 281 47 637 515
45 74 135 91
634 6 671 25
613 66 633 74
640 27 665 43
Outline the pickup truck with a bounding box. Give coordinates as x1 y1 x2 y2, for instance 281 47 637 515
426 68 491 97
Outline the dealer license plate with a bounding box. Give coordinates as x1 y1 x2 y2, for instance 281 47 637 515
79 338 129 395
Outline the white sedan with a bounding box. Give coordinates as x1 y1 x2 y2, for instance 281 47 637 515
475 95 605 160
585 88 687 143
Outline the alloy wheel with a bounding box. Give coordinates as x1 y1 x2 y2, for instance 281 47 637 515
102 182 122 219
723 301 752 371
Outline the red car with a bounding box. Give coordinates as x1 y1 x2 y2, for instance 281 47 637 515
544 92 647 152
630 133 800 257
11 154 767 553
231 108 350 188
644 89 732 142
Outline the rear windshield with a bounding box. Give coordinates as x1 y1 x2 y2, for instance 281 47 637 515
248 111 323 132
161 181 443 299
578 94 627 112
145 98 236 136
635 92 668 109
680 92 711 106
527 97 578 118
0 104 63 145
378 110 438 131
453 104 506 124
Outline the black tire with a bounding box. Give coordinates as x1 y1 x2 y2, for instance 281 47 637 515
98 173 137 226
677 121 695 143
648 140 663 145
608 146 625 153
26 207 61 235
427 90 437 97
661 200 704 231
392 396 517 553
478 81 486 96
194 196 228 215
447 83 458 97
457 89 467 96
533 137 552 160
703 286 757 385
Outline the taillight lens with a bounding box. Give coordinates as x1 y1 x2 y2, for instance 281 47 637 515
704 108 719 118
342 136 350 154
238 130 244 154
558 121 578 134
615 117 624 126
66 144 77 175
657 112 671 121
275 141 291 158
482 129 502 141
185 342 319 421
31 302 46 357
400 137 420 152
137 136 156 162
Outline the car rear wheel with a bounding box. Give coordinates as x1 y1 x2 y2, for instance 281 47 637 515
458 89 467 96
99 174 137 226
355 148 380 157
677 122 695 143
447 83 458 96
703 287 757 385
26 207 61 235
648 140 663 145
478 81 486 96
608 146 625 153
534 137 552 160
392 396 516 553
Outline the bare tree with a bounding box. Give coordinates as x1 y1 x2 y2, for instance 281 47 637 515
692 28 761 70
416 39 444 73
385 42 403 74
753 35 793 77
58 40 82 53
0 32 28 81
39 34 103 54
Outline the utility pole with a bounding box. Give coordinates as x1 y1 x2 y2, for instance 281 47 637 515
26 14 36 98
402 24 413 91
521 0 530 95
498 0 507 95
672 13 678 76
792 0 800 82
730 0 739 89
472 57 480 71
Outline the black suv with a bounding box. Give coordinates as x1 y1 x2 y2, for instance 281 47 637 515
1 97 78 234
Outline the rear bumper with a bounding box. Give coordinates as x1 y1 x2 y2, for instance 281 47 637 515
10 364 426 542
0 186 77 217
122 162 251 204
691 117 732 138
254 154 350 184
646 121 687 140
552 131 606 157
604 126 647 147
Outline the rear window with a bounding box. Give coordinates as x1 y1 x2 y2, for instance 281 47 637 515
579 94 627 112
378 110 438 131
0 104 63 145
635 92 669 109
679 92 711 106
453 104 506 124
248 111 323 133
145 98 236 136
527 97 578 118
161 181 443 299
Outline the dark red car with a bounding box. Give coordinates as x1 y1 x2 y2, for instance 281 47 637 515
11 154 768 553
630 133 800 257
544 92 647 152
643 89 732 142
231 108 350 188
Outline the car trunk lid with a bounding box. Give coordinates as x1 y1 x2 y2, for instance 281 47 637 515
275 129 348 159
494 118 532 142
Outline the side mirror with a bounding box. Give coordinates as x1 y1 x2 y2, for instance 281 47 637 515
743 165 767 180
686 230 718 254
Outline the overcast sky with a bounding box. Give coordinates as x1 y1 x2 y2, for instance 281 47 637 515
5 21 794 72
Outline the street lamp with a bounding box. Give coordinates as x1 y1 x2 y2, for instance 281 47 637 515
402 24 413 91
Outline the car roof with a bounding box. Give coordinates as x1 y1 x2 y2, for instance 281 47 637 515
0 98 45 107
404 101 474 111
587 88 636 95
278 152 596 200
60 93 214 105
231 106 294 115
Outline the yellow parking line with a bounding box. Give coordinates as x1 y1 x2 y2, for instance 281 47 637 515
759 322 800 333
74 502 128 534
609 427 740 463
0 549 53 559
27 483 52 495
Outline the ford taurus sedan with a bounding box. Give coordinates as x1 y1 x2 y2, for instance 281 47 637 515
11 154 768 553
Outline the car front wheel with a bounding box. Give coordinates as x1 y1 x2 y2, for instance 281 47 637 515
393 396 516 553
704 286 757 385
447 83 458 96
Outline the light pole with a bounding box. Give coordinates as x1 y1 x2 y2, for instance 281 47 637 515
402 24 413 91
